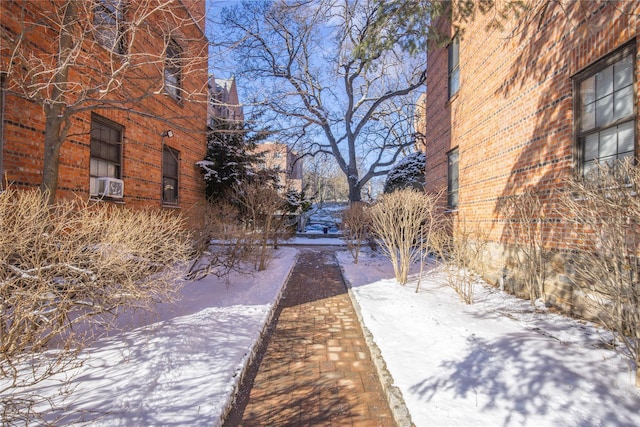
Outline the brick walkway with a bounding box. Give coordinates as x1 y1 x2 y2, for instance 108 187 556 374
224 249 396 427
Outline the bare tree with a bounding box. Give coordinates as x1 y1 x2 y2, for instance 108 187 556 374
0 0 208 203
0 188 193 423
304 153 350 204
214 0 427 202
558 160 640 387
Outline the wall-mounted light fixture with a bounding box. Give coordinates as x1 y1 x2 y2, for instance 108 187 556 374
161 130 174 138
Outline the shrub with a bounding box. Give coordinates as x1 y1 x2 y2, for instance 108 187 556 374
186 200 257 283
434 217 488 304
558 159 640 387
233 182 290 271
500 188 548 304
341 202 371 264
0 189 192 423
383 152 426 194
369 188 443 285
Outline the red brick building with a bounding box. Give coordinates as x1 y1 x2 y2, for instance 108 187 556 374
254 142 303 193
423 1 639 308
0 0 209 211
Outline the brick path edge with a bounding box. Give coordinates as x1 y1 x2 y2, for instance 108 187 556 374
216 251 300 427
338 260 415 427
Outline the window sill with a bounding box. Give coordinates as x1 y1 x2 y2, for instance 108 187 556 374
571 183 636 201
96 42 127 57
446 92 459 106
89 196 125 205
164 92 183 106
162 203 181 209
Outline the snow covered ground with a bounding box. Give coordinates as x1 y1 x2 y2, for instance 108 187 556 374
10 240 640 426
29 247 298 426
302 202 346 235
337 249 640 427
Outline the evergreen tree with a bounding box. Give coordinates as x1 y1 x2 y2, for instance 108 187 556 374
383 151 426 194
284 186 314 214
197 117 267 201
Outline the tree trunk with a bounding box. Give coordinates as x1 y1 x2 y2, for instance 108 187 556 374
39 0 75 204
41 112 65 204
348 174 361 202
259 213 272 271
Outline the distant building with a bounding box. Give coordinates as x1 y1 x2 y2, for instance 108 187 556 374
208 75 243 128
254 142 303 193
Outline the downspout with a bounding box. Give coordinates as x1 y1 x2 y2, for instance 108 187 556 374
0 72 5 190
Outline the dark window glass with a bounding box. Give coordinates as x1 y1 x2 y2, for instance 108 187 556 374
94 0 126 54
163 146 179 203
448 148 459 209
165 40 182 100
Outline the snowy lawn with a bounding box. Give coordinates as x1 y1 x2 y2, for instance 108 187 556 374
12 240 640 427
25 247 298 426
337 249 640 427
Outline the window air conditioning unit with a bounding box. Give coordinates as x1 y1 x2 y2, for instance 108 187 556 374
97 177 124 199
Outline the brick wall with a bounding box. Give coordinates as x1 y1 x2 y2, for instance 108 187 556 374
1 0 209 214
424 1 640 311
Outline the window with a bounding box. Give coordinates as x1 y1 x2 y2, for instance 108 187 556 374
90 115 122 196
94 0 126 54
447 148 459 209
163 146 179 204
448 36 460 99
164 39 182 100
576 43 636 177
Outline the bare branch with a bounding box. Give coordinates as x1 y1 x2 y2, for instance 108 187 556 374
216 0 427 201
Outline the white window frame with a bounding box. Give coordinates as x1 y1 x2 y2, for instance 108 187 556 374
90 115 123 197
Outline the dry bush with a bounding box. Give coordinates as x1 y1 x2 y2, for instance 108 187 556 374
414 189 447 293
501 188 549 304
0 188 193 423
233 182 289 271
433 216 488 304
369 188 444 285
186 200 257 283
342 202 371 264
558 159 640 387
